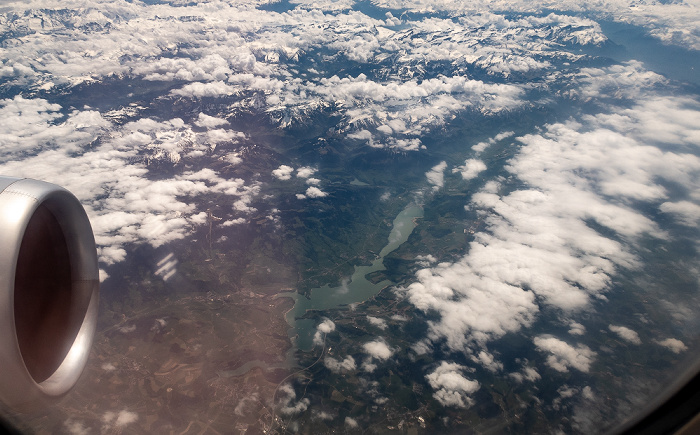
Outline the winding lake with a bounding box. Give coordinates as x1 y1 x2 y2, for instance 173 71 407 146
281 203 424 352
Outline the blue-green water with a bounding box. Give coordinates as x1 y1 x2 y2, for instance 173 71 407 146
282 203 424 352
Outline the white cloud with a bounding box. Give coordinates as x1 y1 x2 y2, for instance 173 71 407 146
206 129 244 145
471 350 502 373
272 165 295 180
472 131 514 154
493 131 515 141
313 410 334 421
454 159 486 181
234 393 260 417
311 74 523 151
402 86 700 355
0 100 260 266
660 201 700 227
3 1 618 157
64 420 89 435
118 325 136 334
115 411 138 427
195 113 228 128
367 316 388 330
372 0 700 50
416 254 437 266
510 365 541 384
324 356 357 373
222 218 246 226
290 0 355 11
426 161 448 190
305 186 328 198
0 96 110 158
568 322 586 336
102 410 138 429
345 417 359 428
534 335 595 373
609 325 642 345
224 152 243 165
99 269 109 283
425 362 480 408
278 384 310 416
362 339 393 360
362 361 378 372
522 366 540 382
296 166 316 178
318 318 336 333
171 81 238 98
656 338 688 354
313 318 336 345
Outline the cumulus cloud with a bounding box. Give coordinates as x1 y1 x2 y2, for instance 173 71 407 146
171 81 238 98
416 254 437 267
194 113 228 128
3 0 626 158
272 165 295 180
0 100 263 267
509 365 541 383
234 393 260 417
296 166 316 178
345 417 359 428
373 0 700 50
454 159 487 181
402 87 700 355
313 318 336 346
362 361 378 373
425 362 480 408
318 318 336 333
305 186 328 198
278 384 310 416
102 410 138 429
656 338 688 354
534 335 595 373
290 0 355 11
609 325 642 345
426 161 448 190
367 316 388 330
324 356 357 373
0 96 110 158
568 322 586 336
222 218 246 226
572 62 668 103
64 420 89 435
472 131 515 154
659 201 700 227
312 74 523 151
118 324 136 334
471 350 503 373
362 339 394 360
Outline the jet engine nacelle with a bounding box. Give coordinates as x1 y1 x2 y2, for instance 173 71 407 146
0 177 99 412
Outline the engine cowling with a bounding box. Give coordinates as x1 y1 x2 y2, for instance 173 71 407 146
0 177 99 412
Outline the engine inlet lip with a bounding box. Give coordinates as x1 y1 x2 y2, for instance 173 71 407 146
0 177 99 412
